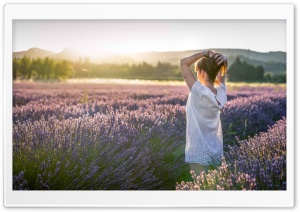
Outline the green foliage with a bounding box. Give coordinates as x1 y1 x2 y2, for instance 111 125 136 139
13 56 74 80
240 56 286 74
31 58 44 79
54 60 74 79
73 59 181 80
44 57 56 79
13 58 20 80
18 56 31 79
227 57 265 82
13 55 181 81
79 90 89 103
265 72 286 83
227 57 286 83
13 54 285 83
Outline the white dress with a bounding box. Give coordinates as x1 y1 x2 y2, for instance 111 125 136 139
185 80 227 166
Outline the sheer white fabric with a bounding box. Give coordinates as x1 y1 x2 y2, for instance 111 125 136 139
185 80 227 165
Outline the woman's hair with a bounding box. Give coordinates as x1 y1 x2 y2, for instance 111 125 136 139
195 53 227 84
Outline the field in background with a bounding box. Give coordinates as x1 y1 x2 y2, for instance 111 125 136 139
14 78 287 89
12 81 286 190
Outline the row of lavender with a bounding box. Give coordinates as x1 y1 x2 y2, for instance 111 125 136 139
13 83 286 148
13 105 188 190
13 83 285 108
13 82 286 190
176 118 286 190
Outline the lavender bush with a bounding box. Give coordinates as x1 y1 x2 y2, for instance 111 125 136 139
222 93 286 149
176 118 286 190
13 82 286 190
13 105 189 190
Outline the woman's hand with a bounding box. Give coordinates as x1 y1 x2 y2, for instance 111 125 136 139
214 53 228 84
213 53 228 67
207 50 215 58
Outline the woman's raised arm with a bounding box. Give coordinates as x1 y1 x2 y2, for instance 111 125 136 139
180 51 210 90
213 53 228 85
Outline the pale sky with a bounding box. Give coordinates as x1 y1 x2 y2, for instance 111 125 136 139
13 20 286 54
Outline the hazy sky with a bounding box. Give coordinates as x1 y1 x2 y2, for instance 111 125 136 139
13 20 286 54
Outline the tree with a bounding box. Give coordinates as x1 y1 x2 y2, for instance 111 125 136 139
256 65 264 80
31 58 44 79
272 73 286 83
227 57 265 82
264 72 272 81
54 60 73 79
44 57 56 79
19 56 31 79
13 58 20 80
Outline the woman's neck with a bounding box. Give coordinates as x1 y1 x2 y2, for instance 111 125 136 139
200 80 217 95
200 80 214 87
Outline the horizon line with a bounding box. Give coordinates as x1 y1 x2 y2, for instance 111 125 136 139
13 46 287 55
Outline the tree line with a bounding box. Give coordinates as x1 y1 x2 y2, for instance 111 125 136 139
13 56 182 80
13 56 73 80
13 56 286 83
227 57 286 83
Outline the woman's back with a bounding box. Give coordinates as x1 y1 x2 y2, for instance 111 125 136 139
185 77 227 165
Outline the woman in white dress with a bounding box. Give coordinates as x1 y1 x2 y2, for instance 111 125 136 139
180 50 228 174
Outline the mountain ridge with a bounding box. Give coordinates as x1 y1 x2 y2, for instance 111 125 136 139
13 47 286 74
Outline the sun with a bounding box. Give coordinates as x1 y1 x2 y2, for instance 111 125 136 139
74 40 173 56
107 41 166 55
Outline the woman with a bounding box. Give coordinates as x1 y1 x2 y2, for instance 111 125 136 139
180 50 228 174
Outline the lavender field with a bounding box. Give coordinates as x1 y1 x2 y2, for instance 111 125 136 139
12 81 286 190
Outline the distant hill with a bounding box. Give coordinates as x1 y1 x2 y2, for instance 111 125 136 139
13 48 56 59
127 49 286 64
233 55 286 74
13 47 136 64
13 47 286 74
